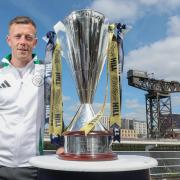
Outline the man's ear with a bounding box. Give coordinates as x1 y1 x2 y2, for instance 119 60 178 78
33 38 38 48
6 35 12 47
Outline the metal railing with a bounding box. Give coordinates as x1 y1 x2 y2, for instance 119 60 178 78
115 151 180 179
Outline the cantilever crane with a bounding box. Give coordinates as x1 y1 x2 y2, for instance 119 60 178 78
127 69 180 138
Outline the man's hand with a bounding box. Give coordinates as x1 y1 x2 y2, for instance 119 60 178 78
56 147 64 155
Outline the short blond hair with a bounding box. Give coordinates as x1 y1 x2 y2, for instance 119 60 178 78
9 16 36 31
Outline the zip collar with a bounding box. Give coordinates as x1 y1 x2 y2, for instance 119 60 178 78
1 54 40 67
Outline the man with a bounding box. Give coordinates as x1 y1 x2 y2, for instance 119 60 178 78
0 16 63 180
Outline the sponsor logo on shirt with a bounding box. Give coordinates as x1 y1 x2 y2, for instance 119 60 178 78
0 80 11 88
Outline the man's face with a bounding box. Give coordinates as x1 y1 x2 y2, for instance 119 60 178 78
7 23 37 63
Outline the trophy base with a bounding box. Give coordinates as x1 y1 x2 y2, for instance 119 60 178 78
59 152 117 161
60 131 117 161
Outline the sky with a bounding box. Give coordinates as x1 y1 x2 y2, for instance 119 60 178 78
0 0 180 125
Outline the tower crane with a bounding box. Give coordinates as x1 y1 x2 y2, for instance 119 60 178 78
127 69 180 138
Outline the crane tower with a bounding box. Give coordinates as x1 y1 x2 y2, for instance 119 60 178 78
127 69 180 138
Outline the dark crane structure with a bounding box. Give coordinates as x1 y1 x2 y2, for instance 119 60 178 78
127 69 180 138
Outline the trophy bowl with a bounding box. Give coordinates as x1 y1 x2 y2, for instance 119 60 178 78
56 9 117 161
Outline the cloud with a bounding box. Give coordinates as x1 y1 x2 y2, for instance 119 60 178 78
167 16 180 36
125 111 145 121
125 36 180 81
90 0 140 23
126 99 144 109
124 98 146 121
93 102 110 115
90 0 180 121
171 94 180 107
140 0 180 9
62 95 71 101
63 113 73 126
90 0 180 23
62 102 79 125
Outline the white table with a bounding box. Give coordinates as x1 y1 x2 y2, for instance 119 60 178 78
29 154 158 180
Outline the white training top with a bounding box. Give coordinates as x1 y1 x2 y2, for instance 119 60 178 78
0 56 44 167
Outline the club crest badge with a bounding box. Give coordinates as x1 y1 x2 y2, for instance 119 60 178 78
32 74 44 87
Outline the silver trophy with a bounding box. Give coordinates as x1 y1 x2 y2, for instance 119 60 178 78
55 9 117 161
